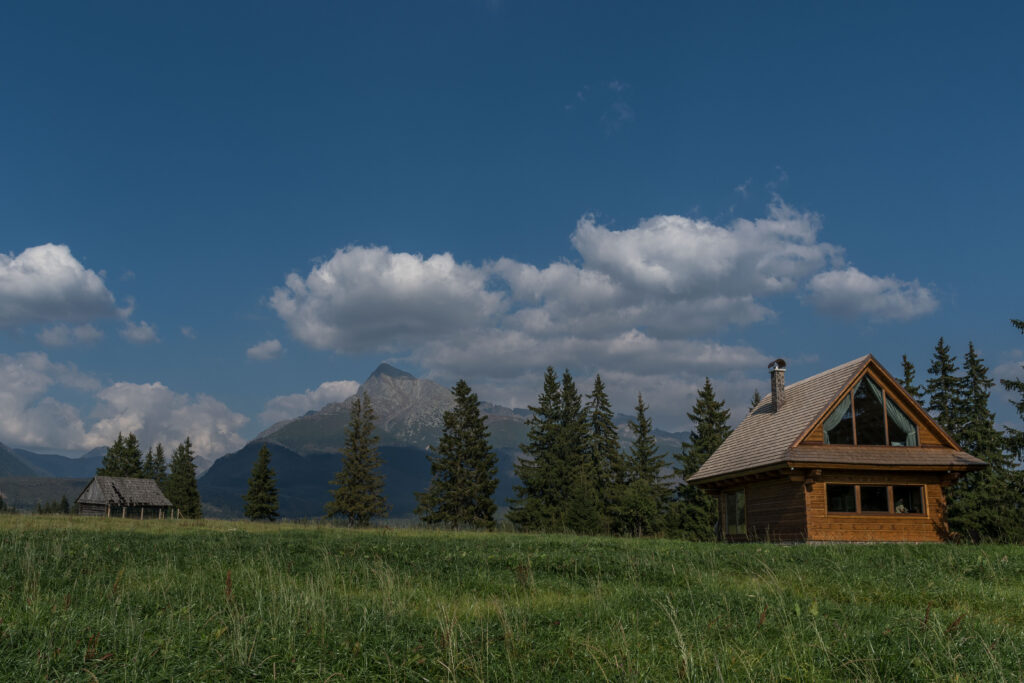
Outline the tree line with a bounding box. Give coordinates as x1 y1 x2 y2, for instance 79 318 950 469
898 320 1024 542
237 368 734 538
95 433 203 518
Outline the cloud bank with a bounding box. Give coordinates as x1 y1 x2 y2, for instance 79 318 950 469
0 352 247 459
271 199 936 379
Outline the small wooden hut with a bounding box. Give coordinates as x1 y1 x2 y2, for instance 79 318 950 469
75 476 174 519
688 355 987 543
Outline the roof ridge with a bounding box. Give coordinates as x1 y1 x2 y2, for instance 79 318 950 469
776 355 870 393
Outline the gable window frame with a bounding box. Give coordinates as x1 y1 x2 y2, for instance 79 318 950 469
823 371 919 447
824 483 927 516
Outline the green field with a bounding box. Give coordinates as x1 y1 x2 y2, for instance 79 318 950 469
1 516 1022 681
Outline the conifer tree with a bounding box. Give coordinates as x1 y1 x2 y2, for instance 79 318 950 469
1002 319 1024 458
558 370 599 533
97 432 144 477
325 395 388 526
619 393 672 536
416 380 498 529
166 437 202 518
946 340 1024 541
243 445 280 521
585 374 623 532
508 367 562 531
926 337 966 442
674 378 732 541
899 354 925 404
151 443 168 491
749 388 762 413
142 447 157 479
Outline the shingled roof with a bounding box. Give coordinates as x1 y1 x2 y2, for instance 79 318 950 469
688 355 985 484
76 476 172 507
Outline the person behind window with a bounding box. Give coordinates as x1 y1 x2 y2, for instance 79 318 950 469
894 499 908 514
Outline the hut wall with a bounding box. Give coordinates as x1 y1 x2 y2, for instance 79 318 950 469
720 477 807 542
78 502 107 517
804 470 948 542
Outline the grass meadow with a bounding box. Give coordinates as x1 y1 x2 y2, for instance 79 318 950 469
1 515 1022 681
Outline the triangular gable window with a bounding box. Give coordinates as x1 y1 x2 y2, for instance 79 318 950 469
822 375 918 447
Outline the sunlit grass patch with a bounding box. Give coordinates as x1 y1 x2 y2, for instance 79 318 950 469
1 515 1022 680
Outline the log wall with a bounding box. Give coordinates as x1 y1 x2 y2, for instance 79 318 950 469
721 478 807 542
804 470 948 543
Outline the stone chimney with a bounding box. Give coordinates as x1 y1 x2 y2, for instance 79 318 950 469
769 358 787 411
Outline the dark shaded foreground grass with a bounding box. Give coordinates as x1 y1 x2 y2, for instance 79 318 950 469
1 516 1022 681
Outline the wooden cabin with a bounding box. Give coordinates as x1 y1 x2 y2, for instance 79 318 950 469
687 356 986 543
75 476 174 519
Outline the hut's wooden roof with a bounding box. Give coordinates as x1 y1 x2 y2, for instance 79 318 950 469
688 355 986 485
75 476 172 507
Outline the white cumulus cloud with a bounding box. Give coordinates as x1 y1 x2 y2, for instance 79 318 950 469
268 199 936 393
120 320 159 343
0 353 98 449
270 245 505 353
259 379 360 426
37 323 104 347
0 244 121 327
807 267 938 320
246 339 284 361
84 382 249 459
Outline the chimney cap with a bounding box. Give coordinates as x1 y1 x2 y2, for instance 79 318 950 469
769 358 787 371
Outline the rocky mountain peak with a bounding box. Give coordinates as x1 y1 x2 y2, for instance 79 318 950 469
366 363 417 382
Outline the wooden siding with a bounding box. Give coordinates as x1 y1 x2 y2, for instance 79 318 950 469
804 470 948 543
721 478 807 542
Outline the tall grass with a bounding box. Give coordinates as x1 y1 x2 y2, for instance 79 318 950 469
1 515 1022 680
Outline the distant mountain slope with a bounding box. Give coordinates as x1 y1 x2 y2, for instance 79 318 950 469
12 449 105 478
0 477 91 510
258 363 687 455
199 440 520 519
0 443 44 477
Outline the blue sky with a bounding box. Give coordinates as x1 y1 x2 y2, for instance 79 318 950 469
2 1 1022 458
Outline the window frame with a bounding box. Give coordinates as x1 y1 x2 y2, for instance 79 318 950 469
823 372 919 448
823 483 928 517
723 488 746 536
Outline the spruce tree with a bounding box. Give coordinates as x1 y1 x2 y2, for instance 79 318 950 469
946 341 1024 541
325 395 388 525
619 393 672 536
674 378 732 541
585 374 623 533
166 437 202 518
899 354 925 404
142 448 157 479
97 432 144 477
749 388 762 413
558 370 598 533
926 337 967 442
508 367 562 531
151 443 168 492
243 444 280 521
1002 319 1024 458
416 380 498 529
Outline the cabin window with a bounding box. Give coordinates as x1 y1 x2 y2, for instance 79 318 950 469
725 490 746 536
823 374 919 447
892 486 924 514
859 486 889 512
824 483 926 515
826 484 857 512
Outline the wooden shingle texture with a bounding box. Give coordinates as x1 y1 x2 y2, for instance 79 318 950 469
76 476 172 507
